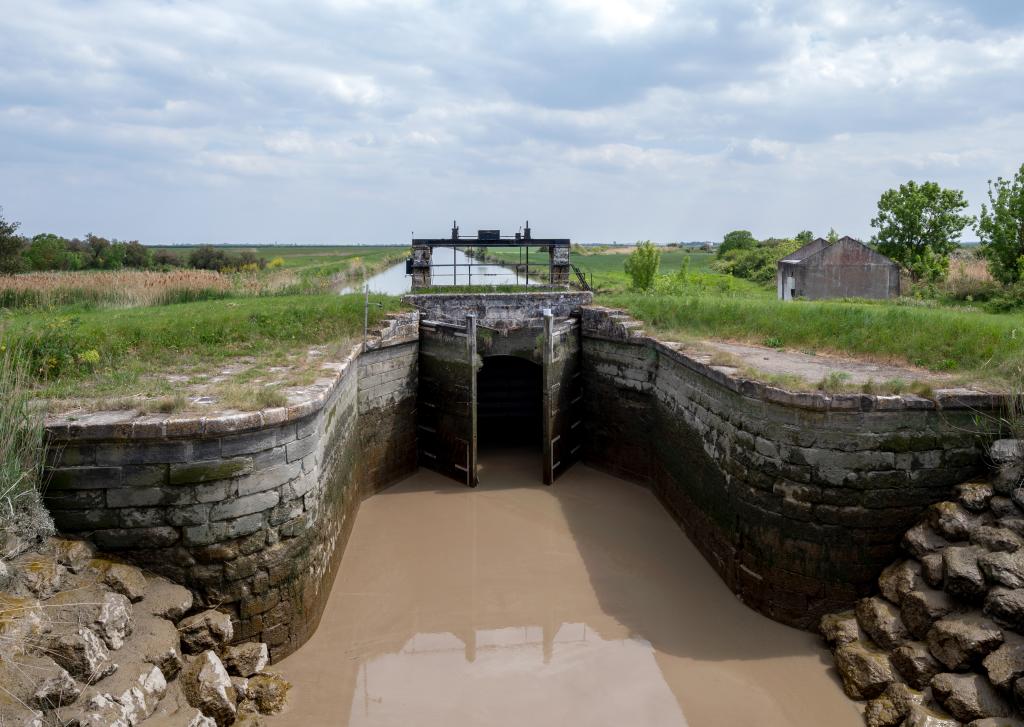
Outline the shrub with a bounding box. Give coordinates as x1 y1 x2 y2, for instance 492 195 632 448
624 241 660 291
268 256 285 269
713 238 801 284
0 343 53 542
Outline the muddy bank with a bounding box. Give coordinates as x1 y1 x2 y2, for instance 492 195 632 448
274 449 860 726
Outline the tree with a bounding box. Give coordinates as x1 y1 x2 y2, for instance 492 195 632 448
718 230 757 256
826 228 839 244
624 240 660 291
0 207 25 273
795 230 814 245
189 244 230 271
123 240 153 269
870 180 973 282
25 233 73 270
977 163 1024 285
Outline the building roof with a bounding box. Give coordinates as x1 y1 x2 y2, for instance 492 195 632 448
781 236 898 268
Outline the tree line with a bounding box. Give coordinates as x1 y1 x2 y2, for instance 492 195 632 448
0 219 270 274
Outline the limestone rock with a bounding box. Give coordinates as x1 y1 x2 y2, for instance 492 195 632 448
16 555 66 598
982 632 1024 691
66 693 132 727
991 440 1023 494
177 610 232 654
222 643 269 678
87 663 168 725
881 560 925 607
143 576 194 622
991 496 1021 519
0 703 43 727
180 651 236 726
971 526 1024 554
901 703 961 727
932 672 1013 722
44 626 117 682
31 663 80 710
120 612 184 680
967 718 1024 727
859 596 912 649
944 546 988 602
142 708 218 726
902 587 959 641
230 677 249 701
921 554 945 588
979 550 1024 589
905 524 952 559
246 673 290 715
103 562 149 602
930 502 981 541
865 682 925 727
957 482 995 513
821 611 861 646
835 639 897 700
928 615 1004 671
50 585 134 650
985 588 1024 631
892 641 944 690
54 538 96 573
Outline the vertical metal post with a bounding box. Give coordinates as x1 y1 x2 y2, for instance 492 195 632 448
541 309 554 485
362 284 369 346
466 313 478 487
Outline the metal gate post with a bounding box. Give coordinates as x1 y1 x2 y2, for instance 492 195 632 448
542 310 554 485
467 313 478 487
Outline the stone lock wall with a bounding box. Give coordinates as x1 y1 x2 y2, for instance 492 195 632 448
43 313 419 661
580 306 1003 629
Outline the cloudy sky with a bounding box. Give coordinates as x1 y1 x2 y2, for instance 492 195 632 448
1 0 1022 244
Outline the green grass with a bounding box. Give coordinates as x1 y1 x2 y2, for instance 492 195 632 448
605 292 1024 387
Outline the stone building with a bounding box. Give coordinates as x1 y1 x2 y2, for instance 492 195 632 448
777 236 900 301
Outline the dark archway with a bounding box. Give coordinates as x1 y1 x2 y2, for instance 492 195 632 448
477 355 542 449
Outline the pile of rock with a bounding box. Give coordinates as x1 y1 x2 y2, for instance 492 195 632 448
0 536 288 726
822 439 1024 726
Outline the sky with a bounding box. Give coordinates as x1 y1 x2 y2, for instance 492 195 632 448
1 0 1023 245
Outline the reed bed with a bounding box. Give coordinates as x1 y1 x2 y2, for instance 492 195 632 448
0 270 236 309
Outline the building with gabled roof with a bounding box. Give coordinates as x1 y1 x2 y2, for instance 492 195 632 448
777 236 900 301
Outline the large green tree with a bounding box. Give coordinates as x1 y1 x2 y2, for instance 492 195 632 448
718 230 757 256
977 163 1024 285
870 180 972 282
0 207 25 273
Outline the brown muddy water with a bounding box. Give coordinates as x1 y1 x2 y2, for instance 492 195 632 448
274 448 861 727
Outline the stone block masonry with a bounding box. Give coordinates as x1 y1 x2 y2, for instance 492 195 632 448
43 312 419 661
580 306 1004 630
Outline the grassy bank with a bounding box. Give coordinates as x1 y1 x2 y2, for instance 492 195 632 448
606 292 1024 387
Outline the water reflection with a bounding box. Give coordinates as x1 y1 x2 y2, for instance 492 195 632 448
339 248 536 295
274 449 860 727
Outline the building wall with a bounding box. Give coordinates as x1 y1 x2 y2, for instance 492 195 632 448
580 306 999 628
43 313 419 661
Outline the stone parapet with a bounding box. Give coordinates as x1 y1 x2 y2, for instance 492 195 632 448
404 291 592 329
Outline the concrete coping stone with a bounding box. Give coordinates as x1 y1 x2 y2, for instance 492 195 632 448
45 312 419 443
582 305 1004 414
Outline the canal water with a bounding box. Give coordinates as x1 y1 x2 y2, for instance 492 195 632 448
273 449 860 727
340 248 537 295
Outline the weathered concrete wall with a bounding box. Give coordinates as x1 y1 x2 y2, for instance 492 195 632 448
43 313 419 661
581 306 1001 629
404 291 592 329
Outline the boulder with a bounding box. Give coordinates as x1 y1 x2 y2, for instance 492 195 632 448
222 643 269 678
881 561 925 606
944 546 989 602
44 626 117 682
982 632 1024 691
865 682 925 727
957 482 995 513
821 611 861 646
966 718 1024 727
834 639 897 700
921 554 945 588
991 440 1023 494
932 672 1013 722
971 526 1024 554
31 663 80 710
928 615 1004 671
0 703 43 727
230 677 249 701
892 641 944 690
179 651 236 726
54 538 96 573
15 555 66 599
245 673 290 715
102 562 148 602
991 496 1021 519
905 524 952 559
50 585 134 650
979 550 1024 589
143 576 193 622
84 662 168 725
985 588 1024 631
900 703 961 727
119 612 184 680
858 596 912 649
930 502 982 541
63 693 132 727
138 707 216 727
902 588 959 640
178 610 233 654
